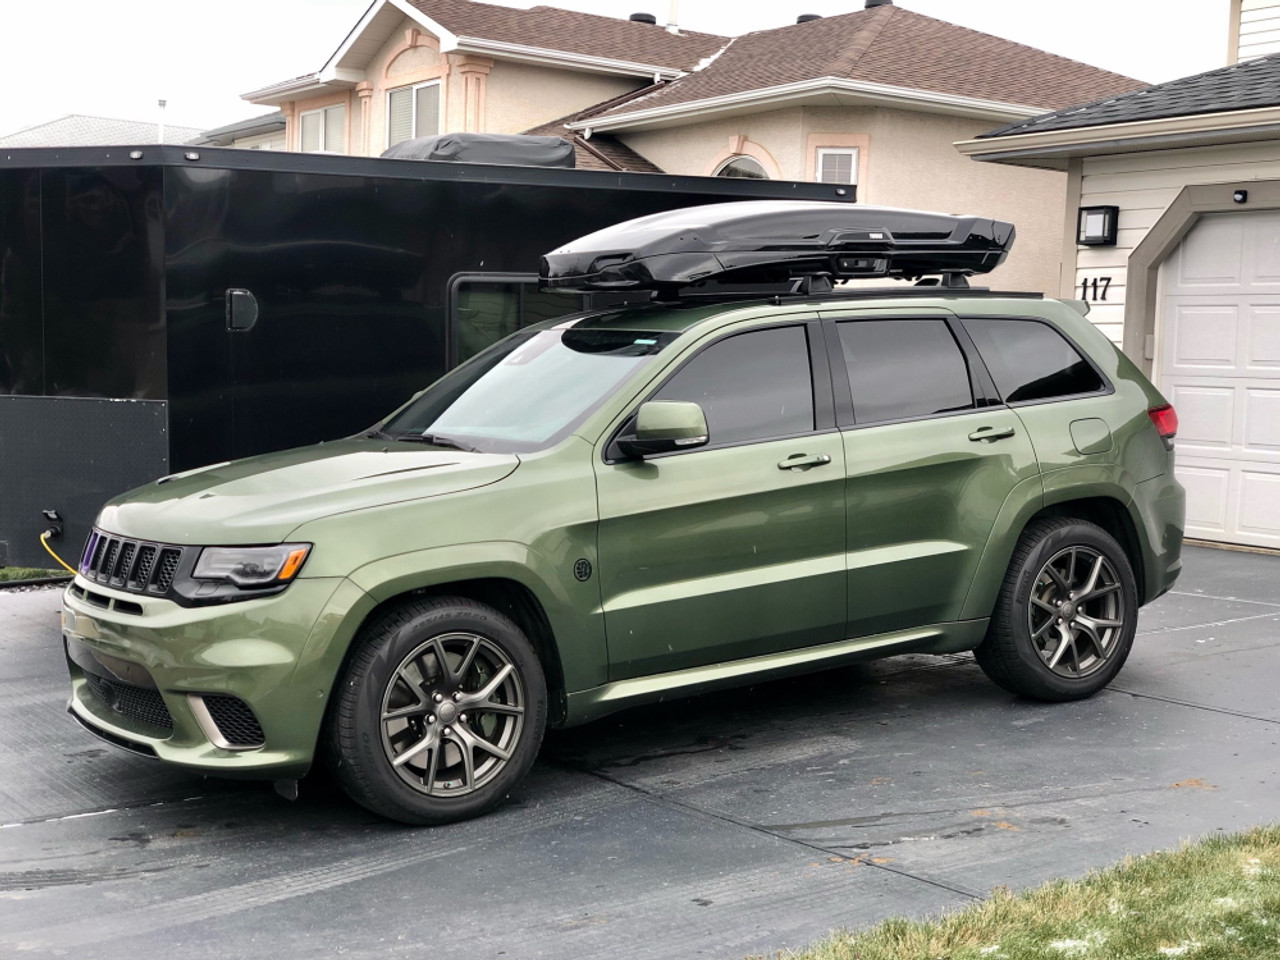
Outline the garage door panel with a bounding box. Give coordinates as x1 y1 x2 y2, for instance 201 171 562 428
1166 304 1238 371
1175 218 1244 287
1177 463 1231 535
1166 383 1235 449
1247 305 1280 368
1243 388 1280 454
1249 219 1280 286
1238 473 1280 544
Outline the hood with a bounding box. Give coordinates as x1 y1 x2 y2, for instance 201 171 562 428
96 439 520 546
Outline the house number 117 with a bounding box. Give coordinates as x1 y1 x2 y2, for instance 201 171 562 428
1081 277 1111 301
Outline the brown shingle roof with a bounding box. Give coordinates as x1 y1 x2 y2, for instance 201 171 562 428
522 113 664 173
406 0 726 71
587 4 1144 121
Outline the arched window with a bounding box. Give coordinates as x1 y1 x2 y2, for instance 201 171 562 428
714 156 768 179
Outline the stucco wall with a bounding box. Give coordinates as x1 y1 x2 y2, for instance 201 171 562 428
862 108 1065 295
619 110 806 179
621 105 1065 295
483 63 639 134
1070 139 1280 344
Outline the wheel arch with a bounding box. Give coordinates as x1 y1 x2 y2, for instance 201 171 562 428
334 577 569 728
963 484 1149 620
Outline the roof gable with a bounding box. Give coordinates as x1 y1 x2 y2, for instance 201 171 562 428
582 5 1143 126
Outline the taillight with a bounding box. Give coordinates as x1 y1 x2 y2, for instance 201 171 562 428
1148 404 1178 440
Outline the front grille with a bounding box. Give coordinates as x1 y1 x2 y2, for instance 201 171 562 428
80 531 187 598
203 695 266 748
83 673 174 732
155 549 181 592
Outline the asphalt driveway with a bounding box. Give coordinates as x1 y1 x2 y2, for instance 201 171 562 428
2 545 1278 959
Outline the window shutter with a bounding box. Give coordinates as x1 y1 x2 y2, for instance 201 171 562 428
300 112 321 152
415 84 441 138
818 149 857 184
323 105 345 152
388 88 413 145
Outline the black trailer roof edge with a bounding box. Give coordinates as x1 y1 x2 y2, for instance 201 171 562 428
0 144 851 201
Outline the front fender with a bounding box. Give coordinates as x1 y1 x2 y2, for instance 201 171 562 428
345 540 607 693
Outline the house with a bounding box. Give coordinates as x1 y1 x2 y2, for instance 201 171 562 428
242 0 1141 294
958 2 1280 550
191 112 287 150
0 114 205 148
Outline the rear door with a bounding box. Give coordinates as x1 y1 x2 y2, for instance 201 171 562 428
823 310 1041 638
594 320 847 680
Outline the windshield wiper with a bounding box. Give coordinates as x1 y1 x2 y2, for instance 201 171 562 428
365 429 479 452
418 433 481 452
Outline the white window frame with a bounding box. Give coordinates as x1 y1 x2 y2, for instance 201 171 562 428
387 80 443 147
299 104 345 153
816 147 859 185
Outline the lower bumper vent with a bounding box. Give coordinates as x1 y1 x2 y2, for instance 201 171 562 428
202 695 266 748
83 673 174 731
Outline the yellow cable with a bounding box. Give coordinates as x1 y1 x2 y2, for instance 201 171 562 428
39 532 77 575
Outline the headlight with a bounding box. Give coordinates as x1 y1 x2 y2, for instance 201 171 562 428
193 544 311 588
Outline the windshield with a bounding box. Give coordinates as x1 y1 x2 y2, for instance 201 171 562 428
381 326 678 453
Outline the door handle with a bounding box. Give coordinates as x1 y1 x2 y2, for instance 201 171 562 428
968 426 1016 443
778 453 832 471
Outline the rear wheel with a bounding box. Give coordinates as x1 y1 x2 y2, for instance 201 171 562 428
329 596 547 825
975 518 1138 701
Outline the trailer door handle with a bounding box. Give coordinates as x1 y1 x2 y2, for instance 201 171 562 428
778 453 832 471
226 288 259 332
968 425 1016 443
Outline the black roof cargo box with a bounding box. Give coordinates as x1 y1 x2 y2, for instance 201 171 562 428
541 200 1015 294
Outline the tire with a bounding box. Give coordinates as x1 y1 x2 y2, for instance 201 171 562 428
975 518 1138 702
329 596 547 825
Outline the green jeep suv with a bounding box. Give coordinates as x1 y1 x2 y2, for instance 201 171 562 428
62 202 1185 824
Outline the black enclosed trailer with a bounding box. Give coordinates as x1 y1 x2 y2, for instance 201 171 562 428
0 145 847 567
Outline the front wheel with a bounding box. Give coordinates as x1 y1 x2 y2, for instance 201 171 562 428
329 597 547 825
975 518 1138 701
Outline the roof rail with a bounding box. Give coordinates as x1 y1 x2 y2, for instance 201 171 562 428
541 201 1016 297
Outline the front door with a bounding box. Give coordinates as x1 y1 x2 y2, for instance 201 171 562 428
595 322 847 680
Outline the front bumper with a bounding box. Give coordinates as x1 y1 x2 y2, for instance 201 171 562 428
62 574 371 779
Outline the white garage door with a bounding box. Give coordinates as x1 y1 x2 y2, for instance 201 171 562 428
1159 210 1280 548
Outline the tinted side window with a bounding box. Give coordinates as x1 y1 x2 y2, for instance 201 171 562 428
836 319 974 424
654 325 814 445
963 319 1104 403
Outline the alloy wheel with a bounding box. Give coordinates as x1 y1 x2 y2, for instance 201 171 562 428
1027 545 1127 679
380 632 526 796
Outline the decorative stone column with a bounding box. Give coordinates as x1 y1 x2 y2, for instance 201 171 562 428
355 81 374 155
451 55 493 133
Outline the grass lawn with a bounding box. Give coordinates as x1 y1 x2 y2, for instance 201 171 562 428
776 826 1280 960
0 566 68 583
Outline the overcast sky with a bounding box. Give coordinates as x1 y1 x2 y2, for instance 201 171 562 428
0 0 1232 136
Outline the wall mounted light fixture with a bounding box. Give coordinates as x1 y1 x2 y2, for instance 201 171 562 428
1077 205 1119 246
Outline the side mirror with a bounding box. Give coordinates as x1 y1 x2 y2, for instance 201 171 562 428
616 401 709 459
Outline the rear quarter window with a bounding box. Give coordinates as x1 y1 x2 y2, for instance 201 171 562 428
963 318 1104 404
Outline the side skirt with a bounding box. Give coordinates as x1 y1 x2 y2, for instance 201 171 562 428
563 619 989 726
